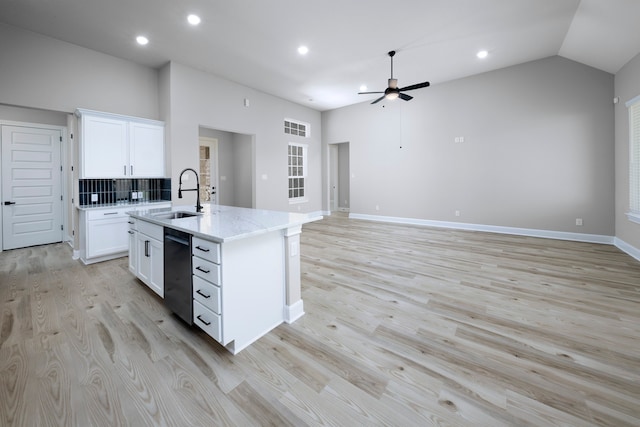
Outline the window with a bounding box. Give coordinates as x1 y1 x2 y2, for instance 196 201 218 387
628 95 640 224
284 119 309 137
288 143 307 202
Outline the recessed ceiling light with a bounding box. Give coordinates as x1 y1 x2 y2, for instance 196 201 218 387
297 46 309 55
360 85 368 92
187 14 201 26
477 50 488 59
136 36 149 46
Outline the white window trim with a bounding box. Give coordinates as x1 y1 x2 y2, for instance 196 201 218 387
288 142 308 204
626 94 640 224
284 118 310 138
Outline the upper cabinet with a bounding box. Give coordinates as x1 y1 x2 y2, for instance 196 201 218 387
77 109 165 179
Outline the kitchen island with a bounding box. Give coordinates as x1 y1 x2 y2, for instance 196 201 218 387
127 204 321 354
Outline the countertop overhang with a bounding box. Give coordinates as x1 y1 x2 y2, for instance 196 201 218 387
127 204 322 243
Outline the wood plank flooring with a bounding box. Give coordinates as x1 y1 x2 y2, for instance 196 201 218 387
2 213 640 426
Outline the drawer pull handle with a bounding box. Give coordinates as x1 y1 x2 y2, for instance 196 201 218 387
128 230 135 235
195 266 210 274
196 315 211 326
128 221 134 224
195 246 210 253
196 289 211 299
104 212 117 215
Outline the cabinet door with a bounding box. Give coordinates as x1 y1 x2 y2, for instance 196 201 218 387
135 233 164 298
87 217 129 258
136 233 152 285
129 122 165 177
81 115 128 178
128 229 137 274
148 238 164 297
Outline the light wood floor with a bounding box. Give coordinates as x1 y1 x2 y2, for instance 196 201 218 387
2 213 640 426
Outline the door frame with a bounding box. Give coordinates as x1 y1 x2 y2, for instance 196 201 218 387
0 119 68 252
327 141 350 213
198 136 219 204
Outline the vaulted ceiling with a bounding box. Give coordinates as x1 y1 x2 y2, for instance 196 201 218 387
1 0 639 111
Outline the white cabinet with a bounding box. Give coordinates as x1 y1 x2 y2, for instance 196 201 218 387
80 114 128 178
134 220 164 298
77 109 165 178
80 203 171 265
192 236 222 342
80 207 130 264
129 121 165 177
128 218 137 274
190 232 285 354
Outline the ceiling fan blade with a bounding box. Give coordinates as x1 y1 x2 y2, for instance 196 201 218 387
371 95 386 104
358 91 384 94
399 81 430 91
399 93 413 101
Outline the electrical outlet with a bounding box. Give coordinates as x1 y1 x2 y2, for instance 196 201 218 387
375 205 380 211
576 218 583 226
137 191 143 199
91 193 98 202
131 192 138 200
455 210 460 217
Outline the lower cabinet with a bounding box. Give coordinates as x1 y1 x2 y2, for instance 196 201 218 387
131 220 164 298
80 207 130 264
192 236 222 341
80 203 170 265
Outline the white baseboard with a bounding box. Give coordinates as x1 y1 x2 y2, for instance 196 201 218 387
614 238 640 262
349 213 615 245
284 300 305 324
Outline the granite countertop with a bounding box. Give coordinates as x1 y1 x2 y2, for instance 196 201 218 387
127 203 322 243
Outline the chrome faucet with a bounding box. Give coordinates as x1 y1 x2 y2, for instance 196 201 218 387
178 168 203 212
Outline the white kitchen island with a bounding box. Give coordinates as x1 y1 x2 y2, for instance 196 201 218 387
127 204 321 354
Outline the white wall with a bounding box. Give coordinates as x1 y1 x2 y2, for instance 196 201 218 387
232 133 254 208
614 52 640 251
161 62 322 213
323 56 615 236
0 23 159 119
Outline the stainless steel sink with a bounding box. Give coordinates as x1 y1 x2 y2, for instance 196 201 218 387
152 211 200 220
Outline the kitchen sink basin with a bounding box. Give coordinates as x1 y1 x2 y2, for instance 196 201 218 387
153 211 200 220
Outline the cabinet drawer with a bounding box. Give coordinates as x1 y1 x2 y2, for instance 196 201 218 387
87 207 129 220
193 275 221 314
192 257 221 285
137 220 163 241
192 236 220 264
193 300 221 342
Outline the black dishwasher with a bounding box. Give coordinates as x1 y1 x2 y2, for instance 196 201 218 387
164 228 193 325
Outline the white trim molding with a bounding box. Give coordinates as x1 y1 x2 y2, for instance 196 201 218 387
349 213 615 245
284 300 305 324
627 212 640 225
614 238 640 263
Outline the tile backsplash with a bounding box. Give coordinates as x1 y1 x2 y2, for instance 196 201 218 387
79 178 171 206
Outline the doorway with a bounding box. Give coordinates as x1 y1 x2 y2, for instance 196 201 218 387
199 127 254 208
329 142 350 213
1 124 63 250
199 136 219 204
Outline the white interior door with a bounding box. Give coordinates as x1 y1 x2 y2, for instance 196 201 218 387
199 137 219 204
2 125 63 250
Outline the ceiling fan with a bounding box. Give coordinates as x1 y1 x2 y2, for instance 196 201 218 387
359 50 430 104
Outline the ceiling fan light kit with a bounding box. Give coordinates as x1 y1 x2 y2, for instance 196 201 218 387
359 50 430 104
